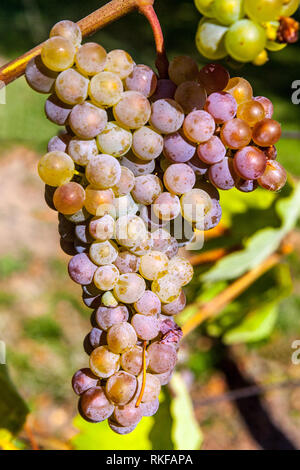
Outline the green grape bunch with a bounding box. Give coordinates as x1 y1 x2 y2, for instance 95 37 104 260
194 0 299 65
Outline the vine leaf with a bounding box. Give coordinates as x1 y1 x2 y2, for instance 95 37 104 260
0 365 29 434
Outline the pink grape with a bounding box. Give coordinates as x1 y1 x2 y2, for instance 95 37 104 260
233 146 267 180
197 136 226 165
209 157 236 190
163 131 196 163
183 110 215 144
204 92 237 124
221 118 252 149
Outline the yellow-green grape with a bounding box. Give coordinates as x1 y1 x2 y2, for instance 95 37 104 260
90 240 119 266
50 20 82 47
213 0 244 26
114 273 146 304
84 185 115 216
90 345 120 378
244 0 283 22
89 72 123 107
89 214 115 241
94 264 120 291
180 189 212 224
224 77 253 104
131 174 163 206
38 151 74 186
194 0 215 16
136 373 161 403
105 371 137 406
195 18 228 60
152 271 181 304
107 322 137 354
252 49 269 66
139 251 169 281
121 346 150 376
168 56 199 86
105 49 134 79
237 100 266 127
114 194 138 219
68 137 98 166
75 42 107 76
41 37 76 72
55 68 89 105
115 215 147 249
69 102 108 139
113 91 151 129
280 0 300 16
167 256 194 287
129 232 154 257
132 126 163 161
153 192 181 221
86 154 121 190
225 20 266 63
97 122 132 158
102 291 119 307
112 167 135 197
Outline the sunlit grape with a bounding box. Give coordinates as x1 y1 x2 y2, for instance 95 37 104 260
134 290 161 316
112 167 135 197
194 0 215 17
50 20 82 47
114 403 143 427
254 96 274 119
84 186 115 217
135 373 161 403
107 322 137 354
94 264 120 291
75 43 107 76
258 160 287 192
95 305 129 331
131 314 161 340
204 92 237 123
114 273 146 304
90 240 119 266
225 20 266 63
237 100 265 127
280 0 300 16
163 163 196 195
121 346 149 376
220 118 252 149
115 215 147 249
86 154 121 190
152 272 181 304
225 77 253 104
114 194 138 219
132 127 163 161
132 175 163 205
196 18 228 60
69 102 108 139
89 72 123 107
163 131 196 163
168 256 194 287
38 151 74 187
208 157 236 190
89 346 120 378
105 49 134 79
129 232 154 257
197 136 226 165
97 122 132 158
153 192 181 221
168 56 199 85
114 251 140 274
106 371 137 406
180 188 212 224
125 64 157 97
183 110 215 143
80 386 114 422
113 91 151 129
252 118 282 146
53 182 85 214
68 253 97 285
108 418 137 435
139 251 169 281
41 36 75 72
162 289 186 316
68 137 98 166
244 0 283 22
233 146 267 180
55 68 89 105
213 0 244 25
150 99 185 134
147 342 177 374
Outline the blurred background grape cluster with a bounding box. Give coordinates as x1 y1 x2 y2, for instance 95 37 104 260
0 0 300 451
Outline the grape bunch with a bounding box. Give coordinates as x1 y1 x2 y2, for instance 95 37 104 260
194 0 299 65
26 19 287 434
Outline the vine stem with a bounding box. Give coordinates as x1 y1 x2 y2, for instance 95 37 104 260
0 0 166 86
135 340 147 408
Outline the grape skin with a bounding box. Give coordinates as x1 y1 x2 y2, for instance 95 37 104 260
164 163 196 195
107 322 138 354
121 346 149 376
151 79 177 102
197 136 226 165
258 160 287 192
131 314 161 341
114 251 140 274
120 152 156 177
233 146 267 180
97 123 132 158
45 94 72 126
113 91 151 129
89 346 120 378
80 386 114 422
68 253 97 285
105 371 137 405
55 68 89 105
69 102 108 139
132 175 163 206
225 20 266 63
94 264 120 291
225 77 253 104
75 43 107 76
125 64 158 98
183 110 215 144
252 119 282 147
168 56 199 85
150 99 185 135
209 157 236 191
204 92 237 124
68 138 98 167
48 133 72 153
53 182 85 215
112 167 135 197
162 289 186 316
105 50 134 79
41 36 76 72
89 240 119 266
221 118 252 149
114 403 143 427
174 81 207 114
198 63 230 94
25 56 57 94
86 154 121 190
135 373 161 403
72 368 99 395
139 251 169 281
89 215 115 241
132 127 163 161
50 20 82 48
147 342 177 374
254 96 274 119
134 291 161 316
95 305 129 331
163 131 196 163
89 72 123 108
114 273 146 304
84 186 115 217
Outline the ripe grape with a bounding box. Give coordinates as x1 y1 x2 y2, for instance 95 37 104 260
113 91 151 129
89 346 120 378
244 0 283 22
235 178 258 193
68 253 97 285
97 122 132 158
132 127 163 161
80 386 114 422
167 256 194 287
258 160 287 192
25 56 57 94
139 251 169 281
112 167 135 197
105 50 134 79
131 314 161 340
121 346 149 376
114 273 146 304
252 119 282 146
69 102 108 139
89 240 119 266
195 18 228 60
53 182 85 214
45 94 72 125
174 81 207 114
50 20 82 47
168 56 199 85
280 0 300 16
225 20 266 63
153 371 174 386
95 305 129 331
86 154 121 190
198 63 230 94
68 137 98 167
162 289 186 316
147 342 177 374
151 272 181 304
89 72 123 107
102 291 119 308
163 131 196 163
120 152 156 177
94 264 120 291
202 199 223 230
150 99 185 134
209 157 236 190
130 233 154 257
221 118 252 149
151 79 177 101
225 77 253 104
197 136 226 165
237 100 265 127
233 146 267 180
108 419 137 435
114 251 140 274
135 373 161 403
134 291 161 316
180 188 212 224
75 43 107 76
125 64 157 97
183 110 215 143
72 368 99 395
89 327 107 349
114 403 143 427
194 0 215 17
107 322 137 354
132 175 163 205
84 186 115 217
153 192 181 221
38 151 74 187
55 68 89 105
115 215 147 248
106 371 137 405
163 163 196 195
254 96 274 119
48 133 72 153
204 92 237 124
41 36 76 72
140 399 160 417
213 0 244 25
89 215 115 242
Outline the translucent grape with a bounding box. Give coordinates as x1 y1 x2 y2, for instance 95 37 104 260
89 346 120 378
120 152 156 177
139 251 169 281
106 371 137 406
125 64 157 97
244 0 283 22
237 100 265 127
48 133 72 153
162 289 186 316
107 322 137 354
195 18 228 60
163 131 196 163
132 175 163 206
252 119 282 146
131 314 161 341
97 122 132 158
114 403 143 427
280 0 300 16
168 56 199 85
41 36 75 72
221 118 252 149
129 232 154 257
68 137 98 167
233 146 267 180
225 77 253 104
25 56 57 94
55 68 88 105
208 157 236 190
86 154 121 190
194 0 215 17
260 145 277 161
80 386 114 422
45 94 72 126
50 20 82 47
89 72 123 107
95 305 129 331
69 102 108 139
198 63 230 95
94 264 120 291
258 160 287 192
153 192 181 221
152 272 181 304
53 182 85 214
167 256 194 287
105 50 134 79
183 110 215 144
150 99 185 134
180 188 212 224
114 251 140 274
174 81 207 114
134 290 161 316
225 20 266 63
84 186 115 216
102 291 119 308
75 43 107 76
204 92 237 124
72 368 99 395
213 0 244 26
140 398 160 417
115 215 147 249
147 342 177 374
38 151 74 187
121 346 149 376
132 126 163 161
68 253 97 285
197 136 226 165
114 273 146 304
254 96 274 119
89 240 118 266
135 373 161 403
113 91 151 129
163 163 196 195
112 167 135 197
151 79 177 101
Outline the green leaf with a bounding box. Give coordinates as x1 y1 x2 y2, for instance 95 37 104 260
170 373 202 450
71 414 153 450
202 184 300 283
223 303 278 345
0 365 29 434
276 139 300 177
